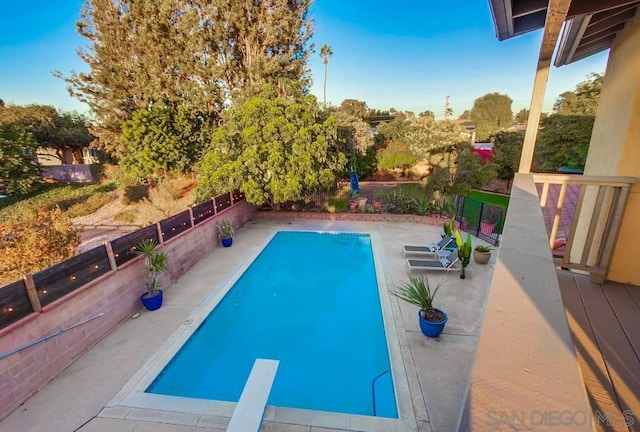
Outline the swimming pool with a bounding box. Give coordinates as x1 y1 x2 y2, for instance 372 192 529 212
146 231 398 418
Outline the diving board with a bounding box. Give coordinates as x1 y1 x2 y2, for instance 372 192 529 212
226 358 279 432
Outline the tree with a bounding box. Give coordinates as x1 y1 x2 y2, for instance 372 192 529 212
378 141 416 170
0 125 41 194
0 207 79 285
339 99 368 119
451 146 496 196
458 110 470 120
419 110 435 119
553 73 603 115
405 117 469 168
59 0 313 156
514 108 529 124
319 44 333 107
376 112 411 142
492 130 524 183
196 88 346 209
534 115 594 172
332 110 373 157
120 104 213 182
469 93 513 141
0 104 93 163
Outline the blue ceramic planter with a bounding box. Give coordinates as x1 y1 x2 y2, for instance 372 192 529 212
221 237 233 247
140 289 163 311
418 308 448 338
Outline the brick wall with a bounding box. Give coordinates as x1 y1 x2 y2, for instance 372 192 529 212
0 202 255 419
256 209 452 226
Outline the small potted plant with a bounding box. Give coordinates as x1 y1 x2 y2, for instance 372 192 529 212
473 245 492 264
135 239 169 311
480 206 501 234
217 219 234 247
455 230 473 279
390 274 447 338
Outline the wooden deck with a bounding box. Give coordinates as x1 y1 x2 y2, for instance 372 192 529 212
558 270 640 432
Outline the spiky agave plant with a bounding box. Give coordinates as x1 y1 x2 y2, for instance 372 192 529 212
455 230 473 279
389 274 447 322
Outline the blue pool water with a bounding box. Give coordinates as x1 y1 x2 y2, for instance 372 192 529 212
147 231 398 418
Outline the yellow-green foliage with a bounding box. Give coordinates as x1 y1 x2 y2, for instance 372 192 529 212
0 207 79 285
324 197 348 213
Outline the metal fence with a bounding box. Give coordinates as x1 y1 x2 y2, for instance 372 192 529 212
454 196 506 246
0 191 245 330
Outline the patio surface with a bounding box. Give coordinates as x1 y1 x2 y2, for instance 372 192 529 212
1 218 496 432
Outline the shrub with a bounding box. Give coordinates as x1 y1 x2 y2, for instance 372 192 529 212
324 197 348 213
376 190 416 214
121 185 149 205
0 207 79 285
136 181 186 225
113 209 138 223
65 192 115 218
378 141 416 170
0 182 116 223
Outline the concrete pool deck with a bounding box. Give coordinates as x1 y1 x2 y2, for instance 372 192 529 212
1 218 495 432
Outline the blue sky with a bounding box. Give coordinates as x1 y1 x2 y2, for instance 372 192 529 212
0 1 608 118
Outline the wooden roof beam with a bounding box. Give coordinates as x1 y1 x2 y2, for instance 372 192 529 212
586 6 637 34
512 0 548 18
520 0 572 173
569 0 640 16
581 23 625 44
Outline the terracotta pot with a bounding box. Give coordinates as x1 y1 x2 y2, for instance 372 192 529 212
473 250 491 264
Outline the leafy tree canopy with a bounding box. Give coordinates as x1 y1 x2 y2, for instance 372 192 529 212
492 130 524 180
120 104 213 182
452 146 497 196
378 141 416 170
0 103 92 151
0 124 42 195
339 99 369 120
553 73 602 116
406 117 469 167
0 207 79 285
514 108 529 124
196 89 346 209
419 110 435 119
534 115 594 172
469 93 513 141
458 110 470 120
59 0 313 156
376 112 411 142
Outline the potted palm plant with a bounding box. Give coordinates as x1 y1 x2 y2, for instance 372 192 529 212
473 245 492 264
135 239 169 311
390 274 448 338
217 219 234 247
455 230 473 279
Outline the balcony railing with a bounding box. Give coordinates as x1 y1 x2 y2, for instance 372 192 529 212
532 173 637 283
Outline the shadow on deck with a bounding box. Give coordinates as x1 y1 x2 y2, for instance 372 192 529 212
558 270 640 432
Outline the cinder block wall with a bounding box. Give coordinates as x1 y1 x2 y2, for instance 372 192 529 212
0 203 255 419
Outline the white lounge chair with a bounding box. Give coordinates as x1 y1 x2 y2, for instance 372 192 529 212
402 235 454 257
407 250 470 272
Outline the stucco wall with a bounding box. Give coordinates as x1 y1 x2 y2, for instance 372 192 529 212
584 13 640 284
0 202 255 419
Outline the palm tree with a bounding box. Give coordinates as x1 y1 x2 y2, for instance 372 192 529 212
319 44 333 107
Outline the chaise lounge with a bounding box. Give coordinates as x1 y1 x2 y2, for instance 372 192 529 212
407 250 468 272
402 235 454 257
